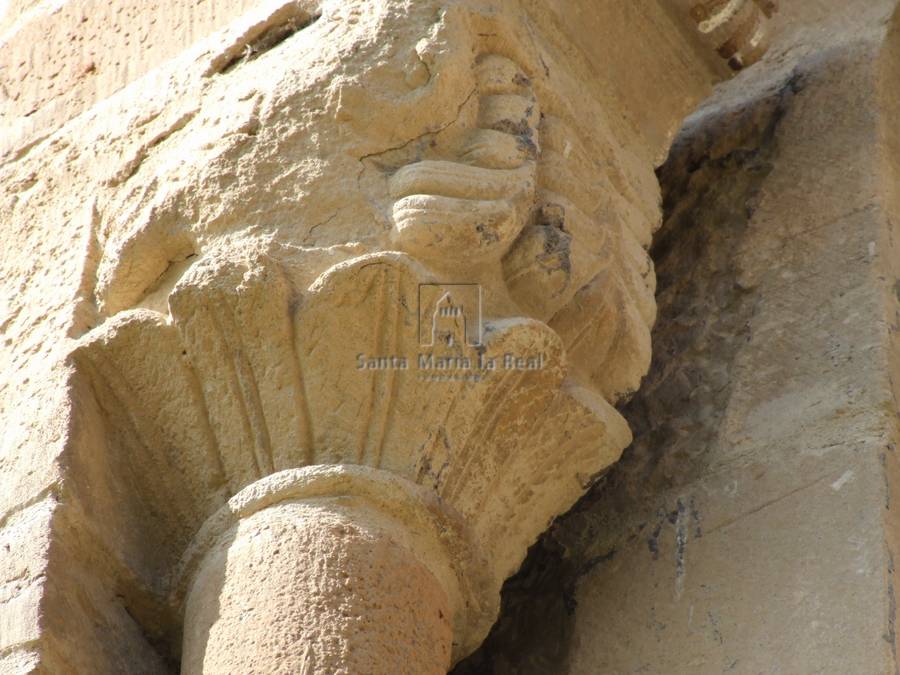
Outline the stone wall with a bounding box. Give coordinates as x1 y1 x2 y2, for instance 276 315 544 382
0 0 265 159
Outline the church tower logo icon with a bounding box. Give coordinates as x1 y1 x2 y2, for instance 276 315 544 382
417 284 482 347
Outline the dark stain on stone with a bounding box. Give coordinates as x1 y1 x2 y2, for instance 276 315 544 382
517 133 539 160
490 118 532 137
674 500 688 586
691 497 703 538
667 505 681 525
885 548 898 671
884 451 892 511
708 610 724 645
648 522 662 560
476 222 500 243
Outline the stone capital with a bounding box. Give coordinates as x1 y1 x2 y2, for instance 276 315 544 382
0 0 775 671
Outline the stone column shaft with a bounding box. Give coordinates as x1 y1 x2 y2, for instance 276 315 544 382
182 498 453 674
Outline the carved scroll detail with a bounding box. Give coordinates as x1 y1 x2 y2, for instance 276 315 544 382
390 54 539 266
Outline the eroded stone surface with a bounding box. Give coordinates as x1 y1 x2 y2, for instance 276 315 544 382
0 0 779 672
183 497 453 675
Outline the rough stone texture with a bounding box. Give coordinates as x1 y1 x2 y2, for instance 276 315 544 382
0 0 262 160
454 1 900 672
0 500 50 657
183 499 453 674
0 1 776 671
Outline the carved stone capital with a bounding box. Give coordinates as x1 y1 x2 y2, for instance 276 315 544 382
74 237 631 667
57 0 775 670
